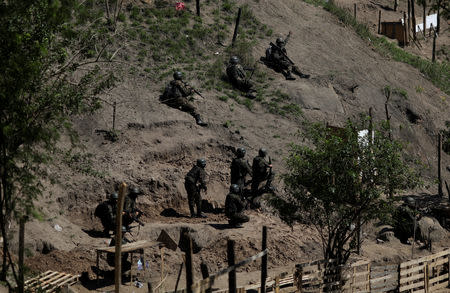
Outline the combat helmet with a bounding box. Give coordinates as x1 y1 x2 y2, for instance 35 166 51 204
173 71 183 80
129 187 141 196
236 147 246 158
110 192 118 200
197 158 206 168
230 184 240 194
230 56 239 64
276 37 285 47
258 148 267 157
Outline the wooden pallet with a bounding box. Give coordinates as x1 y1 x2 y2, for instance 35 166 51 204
24 270 80 292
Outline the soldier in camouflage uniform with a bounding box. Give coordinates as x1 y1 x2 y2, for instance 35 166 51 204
184 158 207 218
265 33 310 80
225 184 250 228
226 56 256 99
123 187 143 228
230 147 252 191
160 71 207 126
95 192 118 236
251 148 275 196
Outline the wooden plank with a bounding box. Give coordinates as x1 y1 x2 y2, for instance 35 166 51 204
97 240 159 253
399 281 425 291
428 273 448 284
429 280 449 290
371 273 396 283
427 257 448 267
424 249 450 261
371 264 398 271
25 271 59 287
400 265 426 276
401 258 426 268
38 272 66 287
400 272 425 284
42 274 72 289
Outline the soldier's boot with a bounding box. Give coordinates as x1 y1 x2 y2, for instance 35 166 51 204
292 66 310 79
197 213 207 218
285 70 296 80
194 114 208 127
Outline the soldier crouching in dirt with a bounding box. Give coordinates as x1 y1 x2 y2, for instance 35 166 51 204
262 32 310 80
226 56 257 99
184 158 208 218
225 184 250 228
94 192 118 237
160 71 207 127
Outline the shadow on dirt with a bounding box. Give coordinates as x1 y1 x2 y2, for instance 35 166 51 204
82 228 108 239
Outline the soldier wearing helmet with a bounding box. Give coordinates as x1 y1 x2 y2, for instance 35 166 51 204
251 148 275 195
226 56 257 99
123 187 143 228
94 192 119 236
225 184 250 227
230 147 252 190
184 158 208 218
160 71 207 126
264 32 310 80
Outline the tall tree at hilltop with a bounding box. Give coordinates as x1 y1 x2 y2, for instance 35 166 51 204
0 0 116 287
271 115 420 290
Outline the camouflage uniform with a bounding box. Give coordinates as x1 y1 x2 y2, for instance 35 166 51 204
123 188 141 228
266 38 309 80
107 231 132 270
161 72 207 126
251 155 274 195
184 164 207 217
225 192 249 227
230 157 252 190
161 80 197 116
226 63 255 96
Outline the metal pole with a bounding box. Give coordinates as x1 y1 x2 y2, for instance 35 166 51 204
378 11 381 34
196 0 200 17
231 8 242 47
113 101 116 130
354 3 356 19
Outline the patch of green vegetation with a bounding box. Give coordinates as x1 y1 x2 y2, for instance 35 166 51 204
63 151 106 178
318 0 450 95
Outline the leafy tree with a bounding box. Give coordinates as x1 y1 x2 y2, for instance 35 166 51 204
271 116 420 289
0 0 116 287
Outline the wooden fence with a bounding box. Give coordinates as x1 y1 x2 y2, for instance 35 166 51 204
294 249 450 292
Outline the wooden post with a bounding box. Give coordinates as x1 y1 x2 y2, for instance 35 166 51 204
412 200 417 258
196 0 200 17
228 239 236 293
115 182 127 292
260 226 268 293
275 276 280 293
436 0 440 33
297 266 303 292
18 217 25 293
445 180 450 202
147 282 153 293
432 28 437 62
407 0 411 38
378 11 381 34
201 262 212 293
423 0 427 38
394 0 398 11
186 235 194 293
411 0 416 40
113 101 116 130
438 134 443 197
231 8 242 47
354 3 356 19
96 252 100 283
160 247 165 291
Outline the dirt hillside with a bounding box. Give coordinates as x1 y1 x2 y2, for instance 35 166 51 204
9 0 450 291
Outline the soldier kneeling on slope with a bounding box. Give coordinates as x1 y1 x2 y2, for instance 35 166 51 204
226 56 257 99
225 184 250 228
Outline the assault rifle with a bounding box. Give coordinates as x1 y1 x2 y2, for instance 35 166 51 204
269 42 295 65
183 82 205 99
